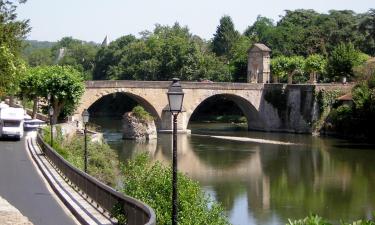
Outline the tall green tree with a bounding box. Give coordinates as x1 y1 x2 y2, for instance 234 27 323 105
0 0 30 55
93 24 230 82
211 15 239 58
39 66 84 123
304 54 327 83
0 45 26 99
53 37 98 80
327 43 368 81
19 66 44 118
358 9 375 55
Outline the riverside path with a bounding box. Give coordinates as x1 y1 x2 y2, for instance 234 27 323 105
0 135 77 225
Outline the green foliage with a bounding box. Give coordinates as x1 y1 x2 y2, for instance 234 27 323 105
352 83 371 109
53 37 99 80
327 43 366 81
93 24 231 82
41 126 119 186
229 36 255 82
131 105 153 122
0 0 30 55
122 153 230 225
287 215 375 225
0 45 26 96
287 215 331 225
271 55 305 83
211 15 240 58
305 54 327 81
40 65 85 123
111 203 127 225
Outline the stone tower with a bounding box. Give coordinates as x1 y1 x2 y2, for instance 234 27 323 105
247 43 271 83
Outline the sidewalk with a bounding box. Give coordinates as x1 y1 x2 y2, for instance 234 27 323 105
25 132 115 225
0 196 33 225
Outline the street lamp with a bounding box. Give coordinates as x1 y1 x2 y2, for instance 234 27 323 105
48 106 54 146
167 78 184 225
82 109 89 173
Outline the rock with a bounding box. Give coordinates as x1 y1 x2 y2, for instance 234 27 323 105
122 112 157 141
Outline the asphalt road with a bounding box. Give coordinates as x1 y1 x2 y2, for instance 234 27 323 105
0 135 77 225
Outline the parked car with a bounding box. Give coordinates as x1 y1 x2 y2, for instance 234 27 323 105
24 118 46 131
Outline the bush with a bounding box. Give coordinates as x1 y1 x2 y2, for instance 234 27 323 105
287 215 375 225
41 126 119 186
121 153 230 225
131 105 153 122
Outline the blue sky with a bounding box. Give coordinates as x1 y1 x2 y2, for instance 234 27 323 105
17 0 373 43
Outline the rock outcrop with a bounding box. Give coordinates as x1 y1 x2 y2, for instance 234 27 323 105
122 112 157 140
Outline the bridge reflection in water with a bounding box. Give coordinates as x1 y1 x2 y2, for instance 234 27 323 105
96 120 375 225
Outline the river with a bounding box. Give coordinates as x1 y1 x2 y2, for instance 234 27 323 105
90 118 375 225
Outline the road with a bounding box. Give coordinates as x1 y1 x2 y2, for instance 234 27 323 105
0 135 77 225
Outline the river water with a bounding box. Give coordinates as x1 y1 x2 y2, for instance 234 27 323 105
91 118 375 225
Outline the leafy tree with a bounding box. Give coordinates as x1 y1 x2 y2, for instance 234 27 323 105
229 36 254 82
0 45 26 99
271 56 289 83
304 54 327 83
271 55 305 84
38 65 84 123
0 0 30 55
327 43 367 81
211 15 239 58
244 16 274 42
53 37 99 80
19 66 45 118
93 24 230 82
26 48 54 66
358 9 375 55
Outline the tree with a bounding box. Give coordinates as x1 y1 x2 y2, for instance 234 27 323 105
270 56 305 84
93 24 230 82
38 65 84 123
304 54 327 83
0 0 30 55
53 37 99 80
271 56 289 83
327 43 368 81
229 36 254 82
358 9 375 55
19 66 44 118
211 15 239 58
0 45 26 99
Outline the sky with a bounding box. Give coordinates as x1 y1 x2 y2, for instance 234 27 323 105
17 0 374 43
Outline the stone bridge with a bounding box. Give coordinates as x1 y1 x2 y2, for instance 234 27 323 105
73 80 351 133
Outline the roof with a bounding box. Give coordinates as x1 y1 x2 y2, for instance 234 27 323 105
337 93 353 101
249 43 271 52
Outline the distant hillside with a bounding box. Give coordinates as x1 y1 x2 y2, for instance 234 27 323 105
22 40 56 55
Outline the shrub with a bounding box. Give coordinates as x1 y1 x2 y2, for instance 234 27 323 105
41 126 119 186
131 105 153 122
121 153 230 225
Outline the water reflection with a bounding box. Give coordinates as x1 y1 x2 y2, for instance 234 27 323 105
91 118 375 225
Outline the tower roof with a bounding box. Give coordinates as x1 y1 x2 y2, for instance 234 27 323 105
249 43 271 53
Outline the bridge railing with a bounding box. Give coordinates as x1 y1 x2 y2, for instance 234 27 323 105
36 133 156 225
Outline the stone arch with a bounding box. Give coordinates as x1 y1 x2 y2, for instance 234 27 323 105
78 90 162 130
186 93 266 131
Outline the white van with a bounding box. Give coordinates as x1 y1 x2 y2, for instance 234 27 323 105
0 107 25 139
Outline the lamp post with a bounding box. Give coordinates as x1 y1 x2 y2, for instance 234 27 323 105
82 109 89 173
167 78 184 225
48 106 54 146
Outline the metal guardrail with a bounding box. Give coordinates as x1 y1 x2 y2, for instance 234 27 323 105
36 133 156 225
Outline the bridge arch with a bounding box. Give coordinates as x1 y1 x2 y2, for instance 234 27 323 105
77 90 162 129
185 93 265 131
